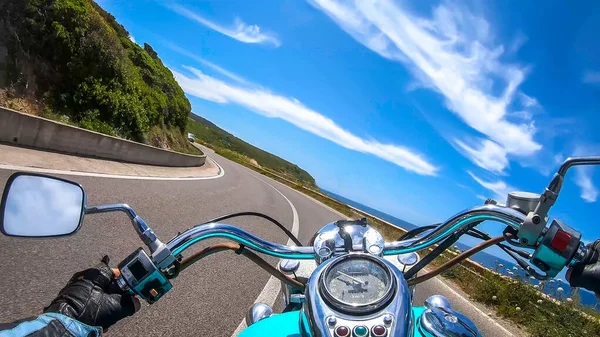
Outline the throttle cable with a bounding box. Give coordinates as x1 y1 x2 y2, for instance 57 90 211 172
197 211 302 246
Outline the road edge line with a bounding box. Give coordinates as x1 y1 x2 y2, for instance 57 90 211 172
230 172 300 336
430 277 515 336
0 157 225 181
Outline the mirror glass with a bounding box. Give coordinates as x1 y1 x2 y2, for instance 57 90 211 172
1 174 85 237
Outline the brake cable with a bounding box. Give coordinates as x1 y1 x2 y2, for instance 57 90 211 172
197 211 302 246
407 235 506 286
403 220 484 279
396 224 440 241
401 218 533 280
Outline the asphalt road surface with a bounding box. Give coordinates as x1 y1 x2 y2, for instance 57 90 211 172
0 150 519 336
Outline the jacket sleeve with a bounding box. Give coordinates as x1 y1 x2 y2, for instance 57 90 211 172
0 313 101 337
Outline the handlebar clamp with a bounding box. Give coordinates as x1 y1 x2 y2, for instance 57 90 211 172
530 219 582 278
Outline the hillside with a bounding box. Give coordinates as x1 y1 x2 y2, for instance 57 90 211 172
0 0 196 153
0 0 316 184
187 114 316 186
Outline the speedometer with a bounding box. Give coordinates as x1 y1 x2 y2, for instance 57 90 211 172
320 256 394 314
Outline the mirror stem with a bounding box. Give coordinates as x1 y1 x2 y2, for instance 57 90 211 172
85 204 158 247
518 156 600 247
85 204 176 269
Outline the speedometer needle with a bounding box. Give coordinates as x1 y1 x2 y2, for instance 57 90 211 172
337 271 367 286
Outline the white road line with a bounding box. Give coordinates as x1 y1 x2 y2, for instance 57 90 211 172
0 156 225 180
231 172 300 337
430 277 515 336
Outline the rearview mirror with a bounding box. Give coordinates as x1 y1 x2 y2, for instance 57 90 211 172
0 173 86 237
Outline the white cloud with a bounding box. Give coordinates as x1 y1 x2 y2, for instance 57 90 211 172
168 4 280 47
454 138 508 174
553 153 565 166
574 167 598 203
467 171 514 201
172 65 438 175
129 35 136 43
310 0 542 172
572 145 599 202
163 42 251 85
582 70 600 84
519 93 538 108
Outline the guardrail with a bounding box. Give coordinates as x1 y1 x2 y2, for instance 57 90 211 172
0 107 206 167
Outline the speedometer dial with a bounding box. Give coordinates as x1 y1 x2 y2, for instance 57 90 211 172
321 256 394 314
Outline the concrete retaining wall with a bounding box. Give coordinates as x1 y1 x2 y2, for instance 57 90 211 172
0 107 206 167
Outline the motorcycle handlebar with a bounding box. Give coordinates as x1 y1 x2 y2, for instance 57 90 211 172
383 204 527 255
166 223 315 259
166 204 535 262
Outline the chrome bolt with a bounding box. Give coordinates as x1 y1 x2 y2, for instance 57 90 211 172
327 316 337 326
383 314 393 325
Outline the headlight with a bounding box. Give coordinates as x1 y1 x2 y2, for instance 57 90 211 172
320 255 394 314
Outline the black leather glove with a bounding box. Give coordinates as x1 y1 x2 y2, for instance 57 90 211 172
44 257 139 330
567 239 600 295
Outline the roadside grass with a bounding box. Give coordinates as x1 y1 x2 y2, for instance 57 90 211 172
431 252 600 337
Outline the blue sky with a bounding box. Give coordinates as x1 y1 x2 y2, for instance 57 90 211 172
98 0 600 253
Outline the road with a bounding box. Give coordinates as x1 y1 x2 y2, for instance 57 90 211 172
0 149 520 336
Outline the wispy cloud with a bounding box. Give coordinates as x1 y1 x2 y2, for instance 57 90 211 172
163 42 251 85
172 65 438 175
519 92 539 109
574 167 598 202
454 138 508 173
572 145 599 202
168 4 280 47
129 35 136 43
467 171 514 201
310 0 542 173
582 70 600 84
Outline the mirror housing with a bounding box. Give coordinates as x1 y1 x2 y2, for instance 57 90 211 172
0 172 86 237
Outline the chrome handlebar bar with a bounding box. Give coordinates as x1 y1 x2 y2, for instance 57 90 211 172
167 223 315 259
166 204 546 261
382 204 527 255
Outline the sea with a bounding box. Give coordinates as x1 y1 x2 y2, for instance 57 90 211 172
323 190 599 311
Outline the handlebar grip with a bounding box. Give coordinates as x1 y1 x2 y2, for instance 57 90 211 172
580 240 600 265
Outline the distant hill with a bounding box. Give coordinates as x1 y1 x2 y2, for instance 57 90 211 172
187 113 316 186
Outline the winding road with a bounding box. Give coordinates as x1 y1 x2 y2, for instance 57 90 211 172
0 148 520 336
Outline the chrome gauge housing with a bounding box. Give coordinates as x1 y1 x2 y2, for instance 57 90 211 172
320 255 395 314
303 253 413 337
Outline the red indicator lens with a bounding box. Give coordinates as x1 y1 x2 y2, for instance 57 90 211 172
372 325 387 336
335 326 349 337
551 229 571 252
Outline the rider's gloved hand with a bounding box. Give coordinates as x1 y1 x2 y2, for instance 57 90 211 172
567 239 600 295
44 256 140 330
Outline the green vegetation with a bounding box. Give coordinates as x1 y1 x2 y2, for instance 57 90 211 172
431 251 600 337
0 0 197 153
187 113 316 186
